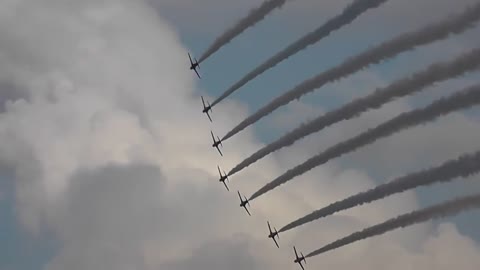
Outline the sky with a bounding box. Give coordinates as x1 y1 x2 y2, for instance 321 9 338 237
0 0 480 270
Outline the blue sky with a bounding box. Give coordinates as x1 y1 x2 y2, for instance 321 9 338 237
1 0 480 269
0 174 56 270
166 0 480 242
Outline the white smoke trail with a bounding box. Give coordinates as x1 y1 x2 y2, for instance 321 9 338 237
229 47 480 176
280 150 480 232
211 0 389 106
221 3 480 141
198 0 288 63
306 193 480 257
249 82 480 200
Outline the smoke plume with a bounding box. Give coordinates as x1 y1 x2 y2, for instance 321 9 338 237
229 47 480 176
222 3 480 142
306 193 480 257
212 0 388 107
249 83 480 200
199 0 288 63
280 150 480 232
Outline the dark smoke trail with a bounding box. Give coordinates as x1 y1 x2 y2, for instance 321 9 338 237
198 0 288 63
229 47 480 176
212 0 388 106
306 193 480 257
280 150 480 232
249 83 480 201
221 3 480 141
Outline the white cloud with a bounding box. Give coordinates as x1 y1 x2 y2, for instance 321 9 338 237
1 0 480 270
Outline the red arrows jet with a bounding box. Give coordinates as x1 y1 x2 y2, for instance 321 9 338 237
188 53 201 78
201 96 212 122
211 131 223 156
294 246 306 270
217 166 229 191
238 191 251 216
267 221 280 248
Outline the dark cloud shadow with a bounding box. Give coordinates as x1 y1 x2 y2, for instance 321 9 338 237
0 81 29 113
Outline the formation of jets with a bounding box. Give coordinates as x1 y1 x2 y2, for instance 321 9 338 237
190 53 307 270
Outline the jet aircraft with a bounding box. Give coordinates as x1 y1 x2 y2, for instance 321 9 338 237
293 246 306 270
238 191 251 216
188 53 201 78
211 131 223 156
217 166 229 191
201 96 212 122
267 221 280 248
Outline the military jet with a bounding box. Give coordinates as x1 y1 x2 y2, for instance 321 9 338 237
294 246 306 270
201 96 212 122
188 53 201 78
238 191 251 216
211 131 223 156
217 166 229 191
267 221 280 248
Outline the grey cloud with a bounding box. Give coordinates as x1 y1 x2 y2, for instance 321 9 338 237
162 235 271 270
0 81 28 113
45 163 250 270
47 164 166 270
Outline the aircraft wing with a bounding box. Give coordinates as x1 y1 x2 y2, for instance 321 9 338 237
223 181 229 191
188 53 193 65
206 111 212 122
244 206 251 216
299 262 305 270
268 221 272 232
273 237 279 248
194 68 201 78
216 146 223 156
